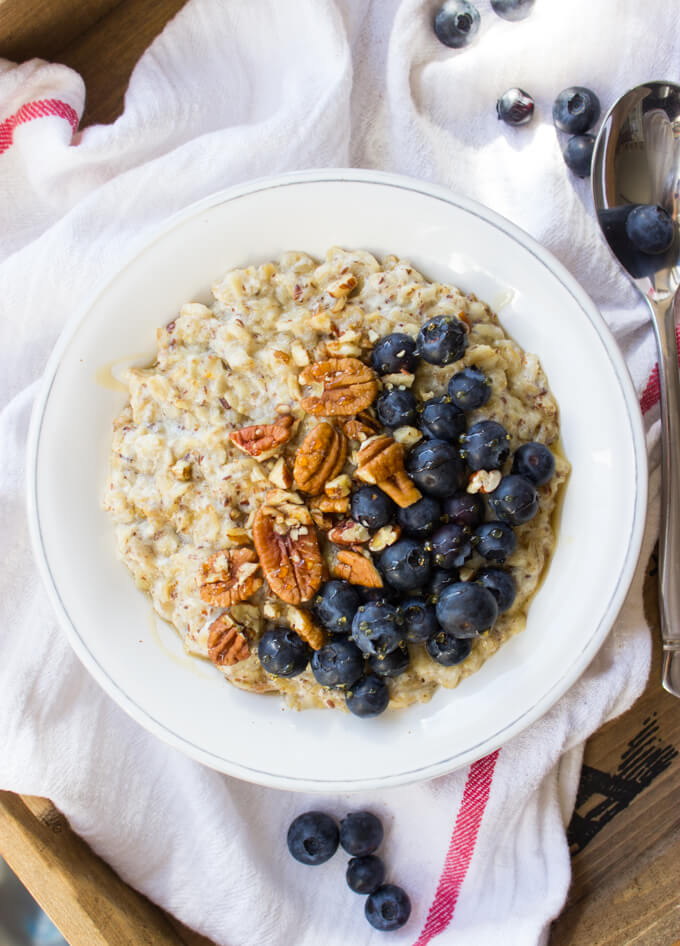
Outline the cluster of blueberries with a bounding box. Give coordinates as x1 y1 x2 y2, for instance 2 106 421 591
287 810 410 933
434 0 535 50
497 85 675 248
433 1 617 183
258 317 556 718
498 84 601 178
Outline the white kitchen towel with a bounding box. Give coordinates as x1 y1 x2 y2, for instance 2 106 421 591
0 1 676 944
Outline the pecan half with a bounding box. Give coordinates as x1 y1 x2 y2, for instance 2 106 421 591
333 549 383 588
199 548 262 607
253 503 323 604
293 422 347 495
355 436 421 509
207 613 250 666
228 414 294 460
287 605 325 650
299 358 378 416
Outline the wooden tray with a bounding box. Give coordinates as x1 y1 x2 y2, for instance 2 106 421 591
1 1 678 941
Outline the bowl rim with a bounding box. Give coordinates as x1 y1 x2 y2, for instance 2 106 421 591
26 168 648 791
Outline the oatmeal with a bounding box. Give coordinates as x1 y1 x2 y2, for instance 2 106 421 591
104 247 569 713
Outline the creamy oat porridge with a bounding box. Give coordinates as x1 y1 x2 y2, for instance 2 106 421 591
104 247 569 715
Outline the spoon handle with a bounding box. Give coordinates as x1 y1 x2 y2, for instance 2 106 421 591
650 287 680 697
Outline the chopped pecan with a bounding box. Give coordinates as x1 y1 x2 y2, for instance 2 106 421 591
310 494 350 515
268 456 293 490
293 422 347 495
368 524 401 552
327 274 358 298
342 410 382 442
264 488 304 507
381 372 415 388
467 469 502 494
252 503 323 604
199 548 262 607
355 435 421 509
328 520 370 546
324 473 352 499
287 605 325 650
392 426 423 448
228 414 294 460
333 549 383 588
207 613 250 666
299 358 378 416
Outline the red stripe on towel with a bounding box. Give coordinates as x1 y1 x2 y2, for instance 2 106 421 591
0 98 79 155
639 324 680 415
413 750 499 946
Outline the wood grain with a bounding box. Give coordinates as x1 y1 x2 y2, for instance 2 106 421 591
0 0 188 128
550 554 680 945
0 792 215 946
0 0 120 62
56 0 189 127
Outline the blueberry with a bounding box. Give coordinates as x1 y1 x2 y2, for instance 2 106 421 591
369 641 410 677
626 204 675 255
563 134 595 178
347 854 386 895
430 522 473 569
552 86 601 134
351 600 404 658
416 315 468 365
434 0 480 49
512 442 555 486
473 566 517 612
448 367 492 411
258 627 311 677
340 810 384 855
376 388 417 428
497 88 535 126
436 582 499 637
346 674 390 717
491 0 534 19
287 811 339 865
597 205 667 280
351 486 396 529
461 420 510 470
401 598 440 642
314 579 362 635
311 639 365 688
426 630 473 665
474 521 517 562
427 567 458 601
487 474 539 525
372 333 418 375
442 491 485 528
406 439 466 498
379 538 431 592
418 396 466 442
397 495 442 538
365 884 412 932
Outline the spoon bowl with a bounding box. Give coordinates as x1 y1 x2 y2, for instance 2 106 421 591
592 80 680 697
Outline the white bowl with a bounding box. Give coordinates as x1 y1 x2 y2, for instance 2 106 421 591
27 170 647 792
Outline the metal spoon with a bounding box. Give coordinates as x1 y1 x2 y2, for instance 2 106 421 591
592 80 680 698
